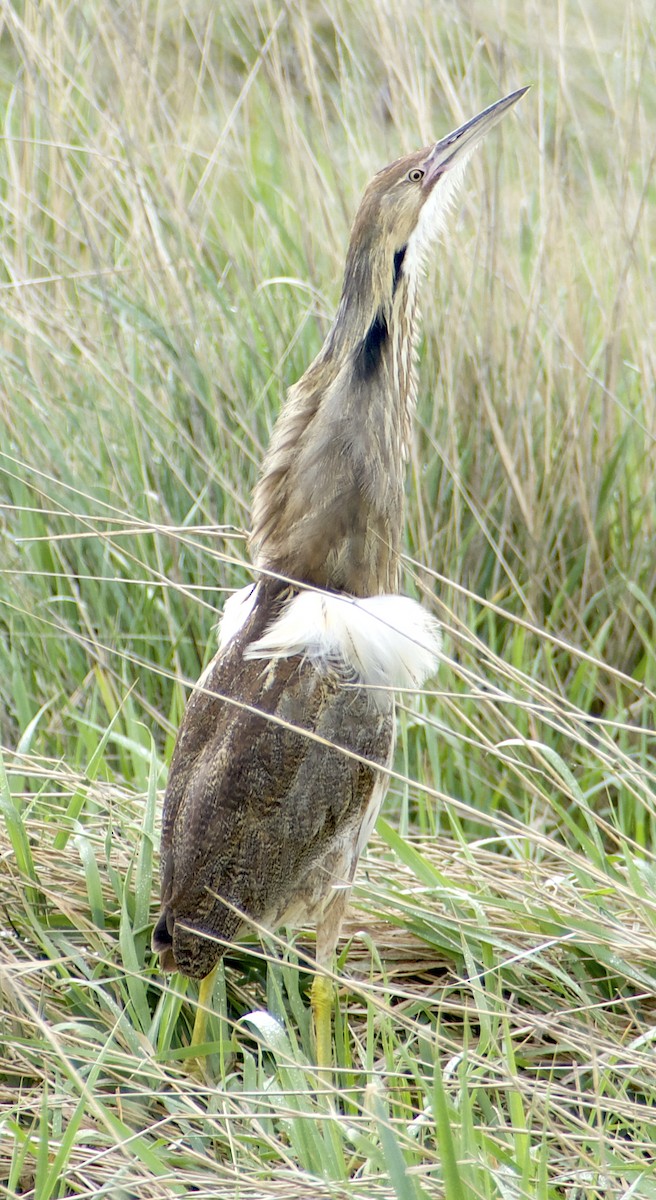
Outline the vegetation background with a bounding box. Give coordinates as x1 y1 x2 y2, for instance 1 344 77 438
1 1 655 1196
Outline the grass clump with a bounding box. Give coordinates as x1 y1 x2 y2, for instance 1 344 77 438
1 1 655 1197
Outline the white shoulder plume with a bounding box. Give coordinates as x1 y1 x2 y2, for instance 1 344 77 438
244 590 440 690
217 583 258 650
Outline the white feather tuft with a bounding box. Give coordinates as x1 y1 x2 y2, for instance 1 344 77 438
245 591 440 690
217 583 258 650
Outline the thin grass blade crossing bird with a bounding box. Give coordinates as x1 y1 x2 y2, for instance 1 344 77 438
152 86 528 1066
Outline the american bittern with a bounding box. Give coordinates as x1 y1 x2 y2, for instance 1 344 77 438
153 87 527 1066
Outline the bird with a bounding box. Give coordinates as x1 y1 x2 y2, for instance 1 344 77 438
152 86 527 1067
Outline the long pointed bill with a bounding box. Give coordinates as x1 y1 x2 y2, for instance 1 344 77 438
423 86 529 186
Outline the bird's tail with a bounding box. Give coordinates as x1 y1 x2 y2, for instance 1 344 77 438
152 906 178 973
152 907 225 980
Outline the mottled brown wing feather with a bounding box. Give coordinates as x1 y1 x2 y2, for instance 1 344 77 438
153 591 394 979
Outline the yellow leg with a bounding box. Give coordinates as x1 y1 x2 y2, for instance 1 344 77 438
311 971 333 1069
190 966 217 1052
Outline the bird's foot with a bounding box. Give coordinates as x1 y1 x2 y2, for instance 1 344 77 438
188 966 217 1066
310 971 333 1073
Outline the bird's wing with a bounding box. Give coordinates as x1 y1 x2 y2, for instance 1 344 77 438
155 595 394 978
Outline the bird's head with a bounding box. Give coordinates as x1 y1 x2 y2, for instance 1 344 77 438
252 88 527 591
339 87 529 328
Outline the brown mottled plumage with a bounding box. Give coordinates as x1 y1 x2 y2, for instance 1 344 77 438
153 88 527 1060
154 581 394 981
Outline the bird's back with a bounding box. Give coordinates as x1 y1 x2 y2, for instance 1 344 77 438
153 583 395 979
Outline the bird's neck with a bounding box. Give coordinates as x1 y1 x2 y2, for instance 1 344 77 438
251 265 420 597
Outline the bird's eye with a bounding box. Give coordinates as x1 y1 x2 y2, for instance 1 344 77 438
407 168 425 183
